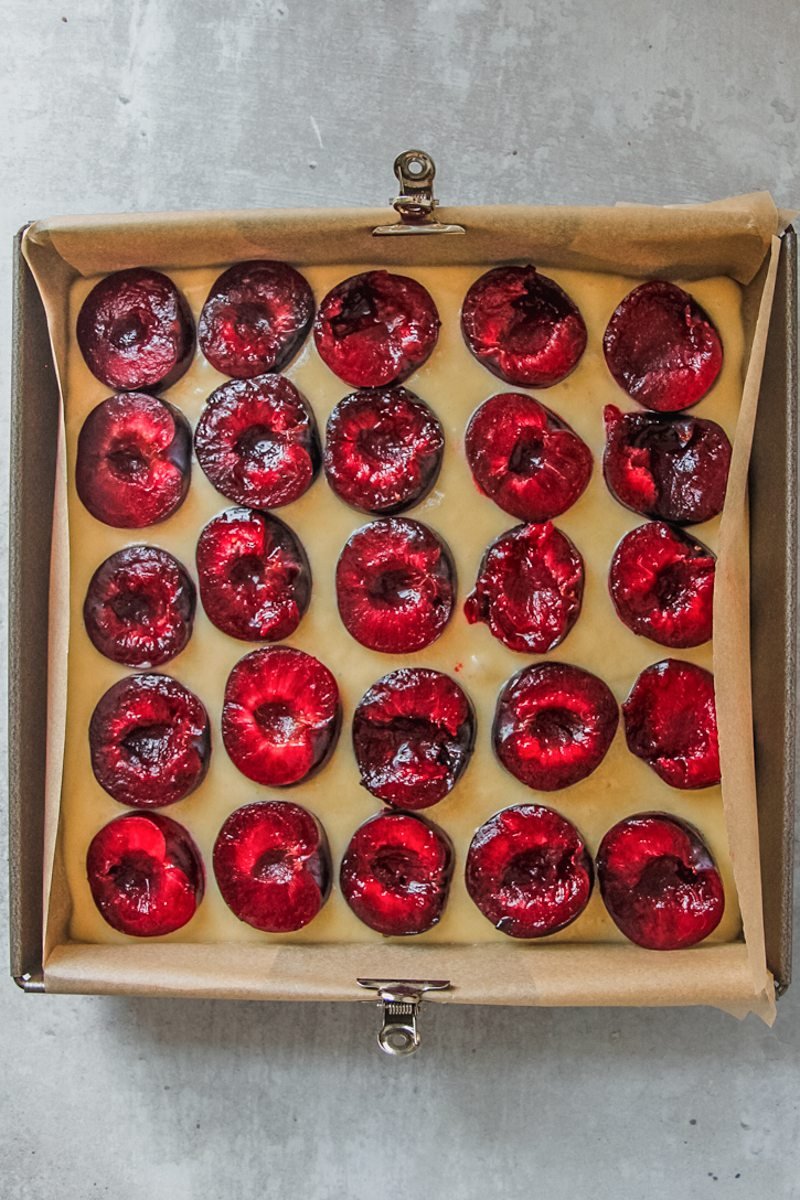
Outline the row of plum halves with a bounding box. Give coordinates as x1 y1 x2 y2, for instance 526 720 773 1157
87 800 725 952
90 653 720 821
82 507 714 676
77 260 724 405
76 382 731 532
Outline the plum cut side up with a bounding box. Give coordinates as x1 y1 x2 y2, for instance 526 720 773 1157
493 663 619 791
76 392 191 528
609 521 715 648
90 673 210 808
86 812 204 937
597 812 725 949
314 271 440 388
461 265 587 387
83 545 195 668
77 268 195 392
324 386 444 514
340 810 454 936
198 260 314 379
464 521 584 653
603 404 731 524
194 374 320 509
196 507 311 642
222 646 341 787
465 392 592 522
353 668 475 809
213 801 331 933
623 658 720 789
336 518 456 653
603 281 723 412
465 804 594 938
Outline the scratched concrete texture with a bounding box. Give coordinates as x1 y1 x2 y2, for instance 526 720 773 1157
1 2 799 1197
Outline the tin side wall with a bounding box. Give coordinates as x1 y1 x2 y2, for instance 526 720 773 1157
751 227 797 994
9 235 59 986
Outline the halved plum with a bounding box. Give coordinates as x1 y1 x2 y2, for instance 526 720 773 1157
461 265 587 387
86 812 204 937
196 508 310 642
198 260 314 378
314 271 440 388
336 518 455 653
493 663 618 791
324 386 444 514
77 268 195 391
597 812 725 949
353 668 475 809
89 673 210 808
213 801 331 933
465 804 593 938
465 392 592 521
222 646 340 786
464 522 584 653
340 810 454 935
83 545 195 668
76 392 191 528
603 404 732 524
603 281 723 411
609 522 715 648
194 374 320 508
623 659 720 788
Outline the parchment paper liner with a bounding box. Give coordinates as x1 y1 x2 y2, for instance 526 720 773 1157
22 194 788 1021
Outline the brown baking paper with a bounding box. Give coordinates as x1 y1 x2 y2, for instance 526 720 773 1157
21 194 789 1021
25 193 779 282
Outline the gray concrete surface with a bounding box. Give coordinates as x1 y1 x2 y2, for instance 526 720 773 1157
1 2 799 1197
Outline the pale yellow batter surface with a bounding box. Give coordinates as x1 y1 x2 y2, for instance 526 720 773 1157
61 263 745 948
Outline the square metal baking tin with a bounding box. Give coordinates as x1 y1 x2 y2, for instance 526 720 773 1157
9 224 797 998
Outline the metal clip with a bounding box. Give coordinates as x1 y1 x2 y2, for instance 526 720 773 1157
357 978 450 1056
373 150 465 236
392 150 438 222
